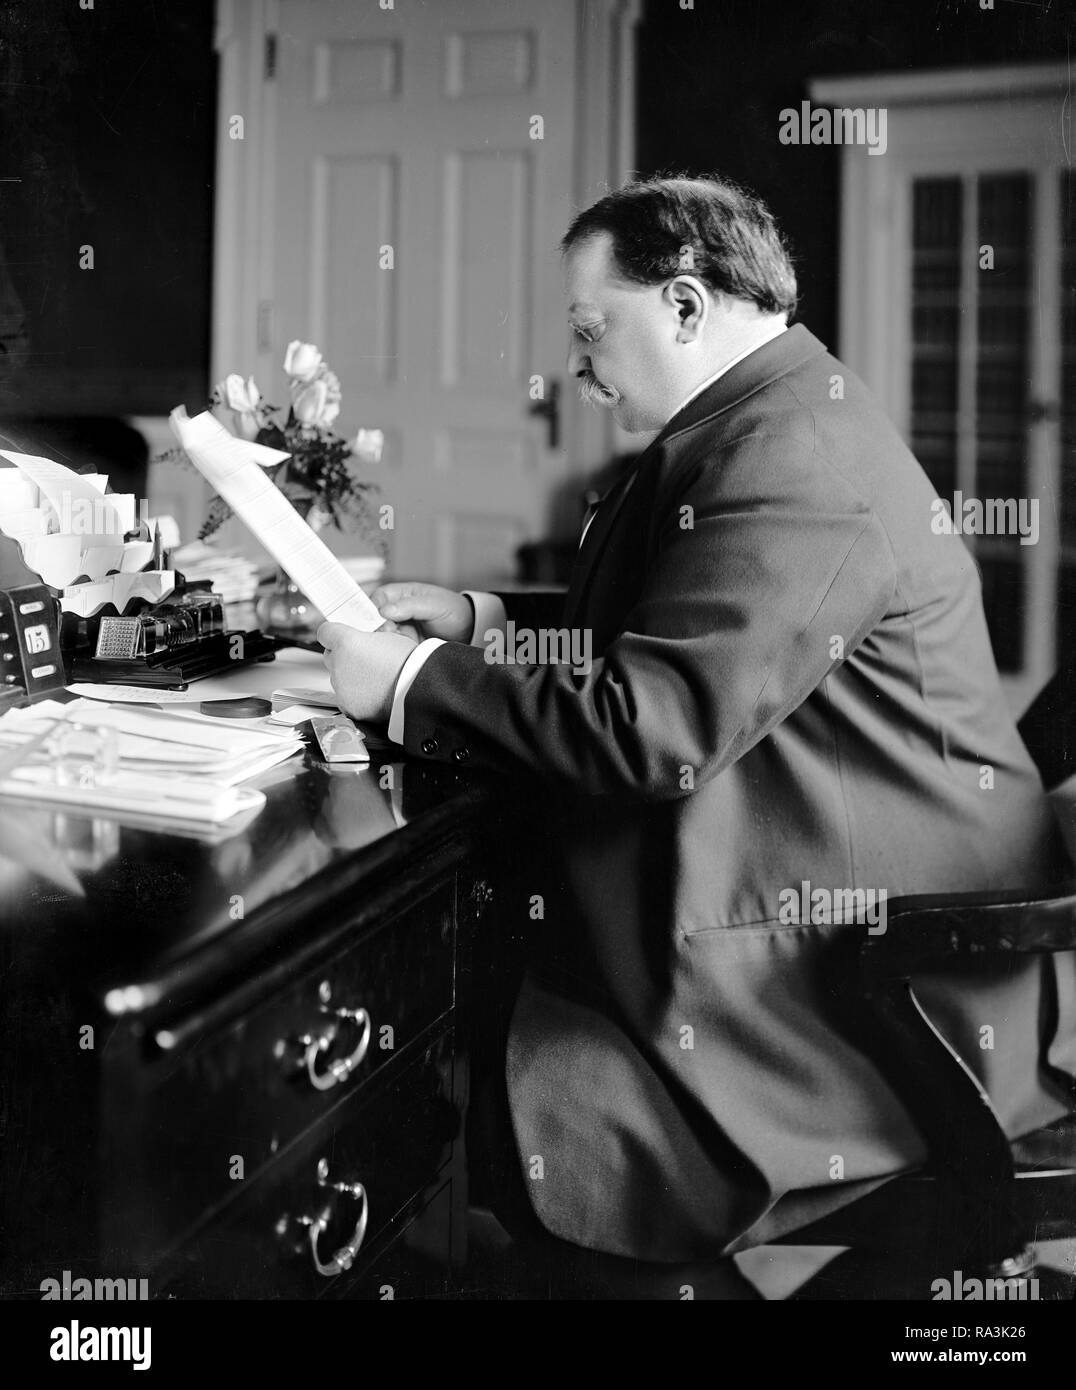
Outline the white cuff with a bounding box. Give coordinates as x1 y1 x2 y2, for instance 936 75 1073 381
461 590 507 646
386 638 445 745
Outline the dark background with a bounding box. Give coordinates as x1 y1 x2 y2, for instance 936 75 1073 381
635 0 1074 350
0 0 1070 421
0 0 216 419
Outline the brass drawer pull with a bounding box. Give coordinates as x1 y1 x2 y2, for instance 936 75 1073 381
298 1157 369 1277
277 1005 372 1092
304 1006 371 1092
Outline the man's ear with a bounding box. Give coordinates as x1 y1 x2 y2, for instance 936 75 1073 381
663 275 709 342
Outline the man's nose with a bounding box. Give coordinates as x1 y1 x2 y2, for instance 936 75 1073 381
566 337 590 377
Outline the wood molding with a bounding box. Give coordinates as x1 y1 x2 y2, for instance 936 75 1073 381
567 0 640 478
810 61 1070 107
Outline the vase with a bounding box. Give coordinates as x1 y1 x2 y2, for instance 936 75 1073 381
256 569 325 638
256 504 327 636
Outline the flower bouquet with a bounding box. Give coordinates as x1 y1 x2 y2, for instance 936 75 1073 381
197 339 383 541
160 340 385 633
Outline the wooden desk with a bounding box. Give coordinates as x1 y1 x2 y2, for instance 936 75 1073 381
0 746 501 1299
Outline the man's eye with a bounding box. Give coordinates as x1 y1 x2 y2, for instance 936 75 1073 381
572 322 604 344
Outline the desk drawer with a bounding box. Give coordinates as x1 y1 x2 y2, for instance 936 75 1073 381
155 1029 458 1298
105 880 457 1262
329 1180 455 1301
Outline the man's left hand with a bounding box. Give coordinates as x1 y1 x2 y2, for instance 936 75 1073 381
317 621 418 723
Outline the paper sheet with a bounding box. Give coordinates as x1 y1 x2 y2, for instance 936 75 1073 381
0 451 125 547
0 765 267 825
21 533 84 588
169 408 384 633
120 540 156 573
61 570 176 616
0 699 303 790
0 508 49 540
80 546 127 580
106 494 137 532
67 684 204 704
0 472 40 510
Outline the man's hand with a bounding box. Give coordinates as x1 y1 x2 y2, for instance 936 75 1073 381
370 582 474 643
317 621 418 723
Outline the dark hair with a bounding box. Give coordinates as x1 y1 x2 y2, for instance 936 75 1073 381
561 175 797 317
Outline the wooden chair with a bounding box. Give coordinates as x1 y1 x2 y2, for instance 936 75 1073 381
768 668 1076 1299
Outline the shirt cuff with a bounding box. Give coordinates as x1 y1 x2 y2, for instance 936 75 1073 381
386 637 445 745
461 590 507 646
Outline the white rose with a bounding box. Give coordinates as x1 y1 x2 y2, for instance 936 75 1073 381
353 428 384 463
308 367 341 425
233 410 262 441
284 340 323 383
293 378 330 426
223 373 261 414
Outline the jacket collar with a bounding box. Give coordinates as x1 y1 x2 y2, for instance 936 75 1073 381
582 324 826 514
656 324 828 444
560 325 828 628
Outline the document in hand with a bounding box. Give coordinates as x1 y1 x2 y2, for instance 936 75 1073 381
168 407 384 633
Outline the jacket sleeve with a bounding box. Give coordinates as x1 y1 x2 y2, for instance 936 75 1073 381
401 434 899 800
493 590 568 632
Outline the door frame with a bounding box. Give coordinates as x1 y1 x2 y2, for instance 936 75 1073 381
809 62 1070 712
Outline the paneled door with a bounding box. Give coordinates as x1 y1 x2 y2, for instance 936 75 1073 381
214 0 638 587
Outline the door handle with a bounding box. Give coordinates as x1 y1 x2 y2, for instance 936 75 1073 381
528 378 561 450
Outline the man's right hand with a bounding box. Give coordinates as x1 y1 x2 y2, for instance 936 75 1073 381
370 582 475 643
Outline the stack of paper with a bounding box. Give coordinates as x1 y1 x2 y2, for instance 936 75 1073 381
0 698 304 826
0 451 174 614
171 539 262 604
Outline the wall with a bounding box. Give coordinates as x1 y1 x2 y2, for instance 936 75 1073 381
0 0 216 419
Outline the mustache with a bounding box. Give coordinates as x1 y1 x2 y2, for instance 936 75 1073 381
577 372 622 409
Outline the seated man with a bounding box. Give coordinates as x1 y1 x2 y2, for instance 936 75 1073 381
319 175 1070 1268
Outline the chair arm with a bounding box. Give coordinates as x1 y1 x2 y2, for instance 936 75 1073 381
863 885 1076 982
855 884 1076 1190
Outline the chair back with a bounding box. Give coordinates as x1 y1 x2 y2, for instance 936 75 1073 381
1018 666 1076 792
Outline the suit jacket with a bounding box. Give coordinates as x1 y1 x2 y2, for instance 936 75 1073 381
402 325 1074 1260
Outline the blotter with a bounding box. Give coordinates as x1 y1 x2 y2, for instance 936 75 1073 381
169 407 384 633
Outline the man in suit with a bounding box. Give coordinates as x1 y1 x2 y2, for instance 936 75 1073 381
319 177 1070 1275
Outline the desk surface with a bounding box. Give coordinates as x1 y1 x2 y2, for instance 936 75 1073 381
0 646 499 1023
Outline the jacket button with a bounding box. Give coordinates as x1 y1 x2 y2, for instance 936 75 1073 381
453 747 470 762
421 737 438 755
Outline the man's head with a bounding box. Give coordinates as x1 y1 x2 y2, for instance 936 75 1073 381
561 176 797 433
